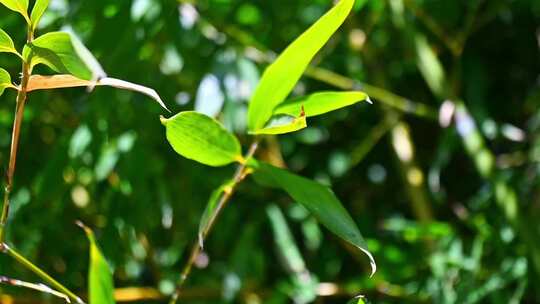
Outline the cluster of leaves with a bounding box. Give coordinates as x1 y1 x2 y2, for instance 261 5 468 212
2 0 375 302
1 0 539 303
161 0 375 280
0 0 167 303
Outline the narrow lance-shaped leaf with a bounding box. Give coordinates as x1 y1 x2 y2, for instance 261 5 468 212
0 68 15 96
0 28 18 55
250 112 307 135
26 74 169 111
30 0 50 30
247 0 354 132
78 222 116 304
249 160 376 275
347 296 368 304
22 31 93 80
0 0 30 23
266 204 307 274
267 204 318 302
198 179 234 248
414 34 446 99
274 91 370 118
161 111 243 167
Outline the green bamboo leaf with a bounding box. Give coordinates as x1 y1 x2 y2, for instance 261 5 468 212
78 223 116 304
22 31 93 80
266 204 307 273
0 68 15 96
250 114 307 135
249 160 376 275
0 28 18 55
247 0 354 132
347 296 368 304
0 0 30 23
161 111 243 167
274 91 370 118
30 0 50 30
198 179 234 248
414 34 446 98
267 204 318 303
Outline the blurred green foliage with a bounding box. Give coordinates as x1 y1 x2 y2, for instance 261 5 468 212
0 0 539 303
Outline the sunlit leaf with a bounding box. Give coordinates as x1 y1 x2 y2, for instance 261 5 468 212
26 74 169 111
161 111 243 167
274 91 370 118
414 34 446 98
30 0 49 29
198 179 234 248
250 113 307 135
249 160 376 275
347 296 368 304
22 31 93 80
0 68 15 96
267 204 318 303
266 204 306 273
0 28 18 55
0 0 30 23
78 222 116 304
62 27 107 81
247 0 354 132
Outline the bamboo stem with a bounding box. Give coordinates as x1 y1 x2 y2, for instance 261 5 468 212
0 46 31 245
2 244 85 304
0 26 86 304
169 141 259 304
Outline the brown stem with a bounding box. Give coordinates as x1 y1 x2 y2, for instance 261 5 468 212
169 141 259 304
0 58 30 245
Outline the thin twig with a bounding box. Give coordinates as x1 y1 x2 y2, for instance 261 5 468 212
0 30 32 245
402 0 461 55
0 26 84 304
350 112 400 167
2 244 85 304
169 141 259 304
0 276 71 303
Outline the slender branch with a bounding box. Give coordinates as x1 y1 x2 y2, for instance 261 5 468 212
350 112 400 167
402 0 461 55
213 22 440 121
2 244 85 304
0 42 31 245
0 27 85 304
0 275 71 303
169 141 259 304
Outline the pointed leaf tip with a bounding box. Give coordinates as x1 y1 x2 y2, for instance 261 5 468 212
274 91 370 118
159 115 168 126
79 222 116 304
26 74 170 112
0 68 15 96
250 160 377 276
0 28 17 55
30 0 50 29
247 0 355 132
